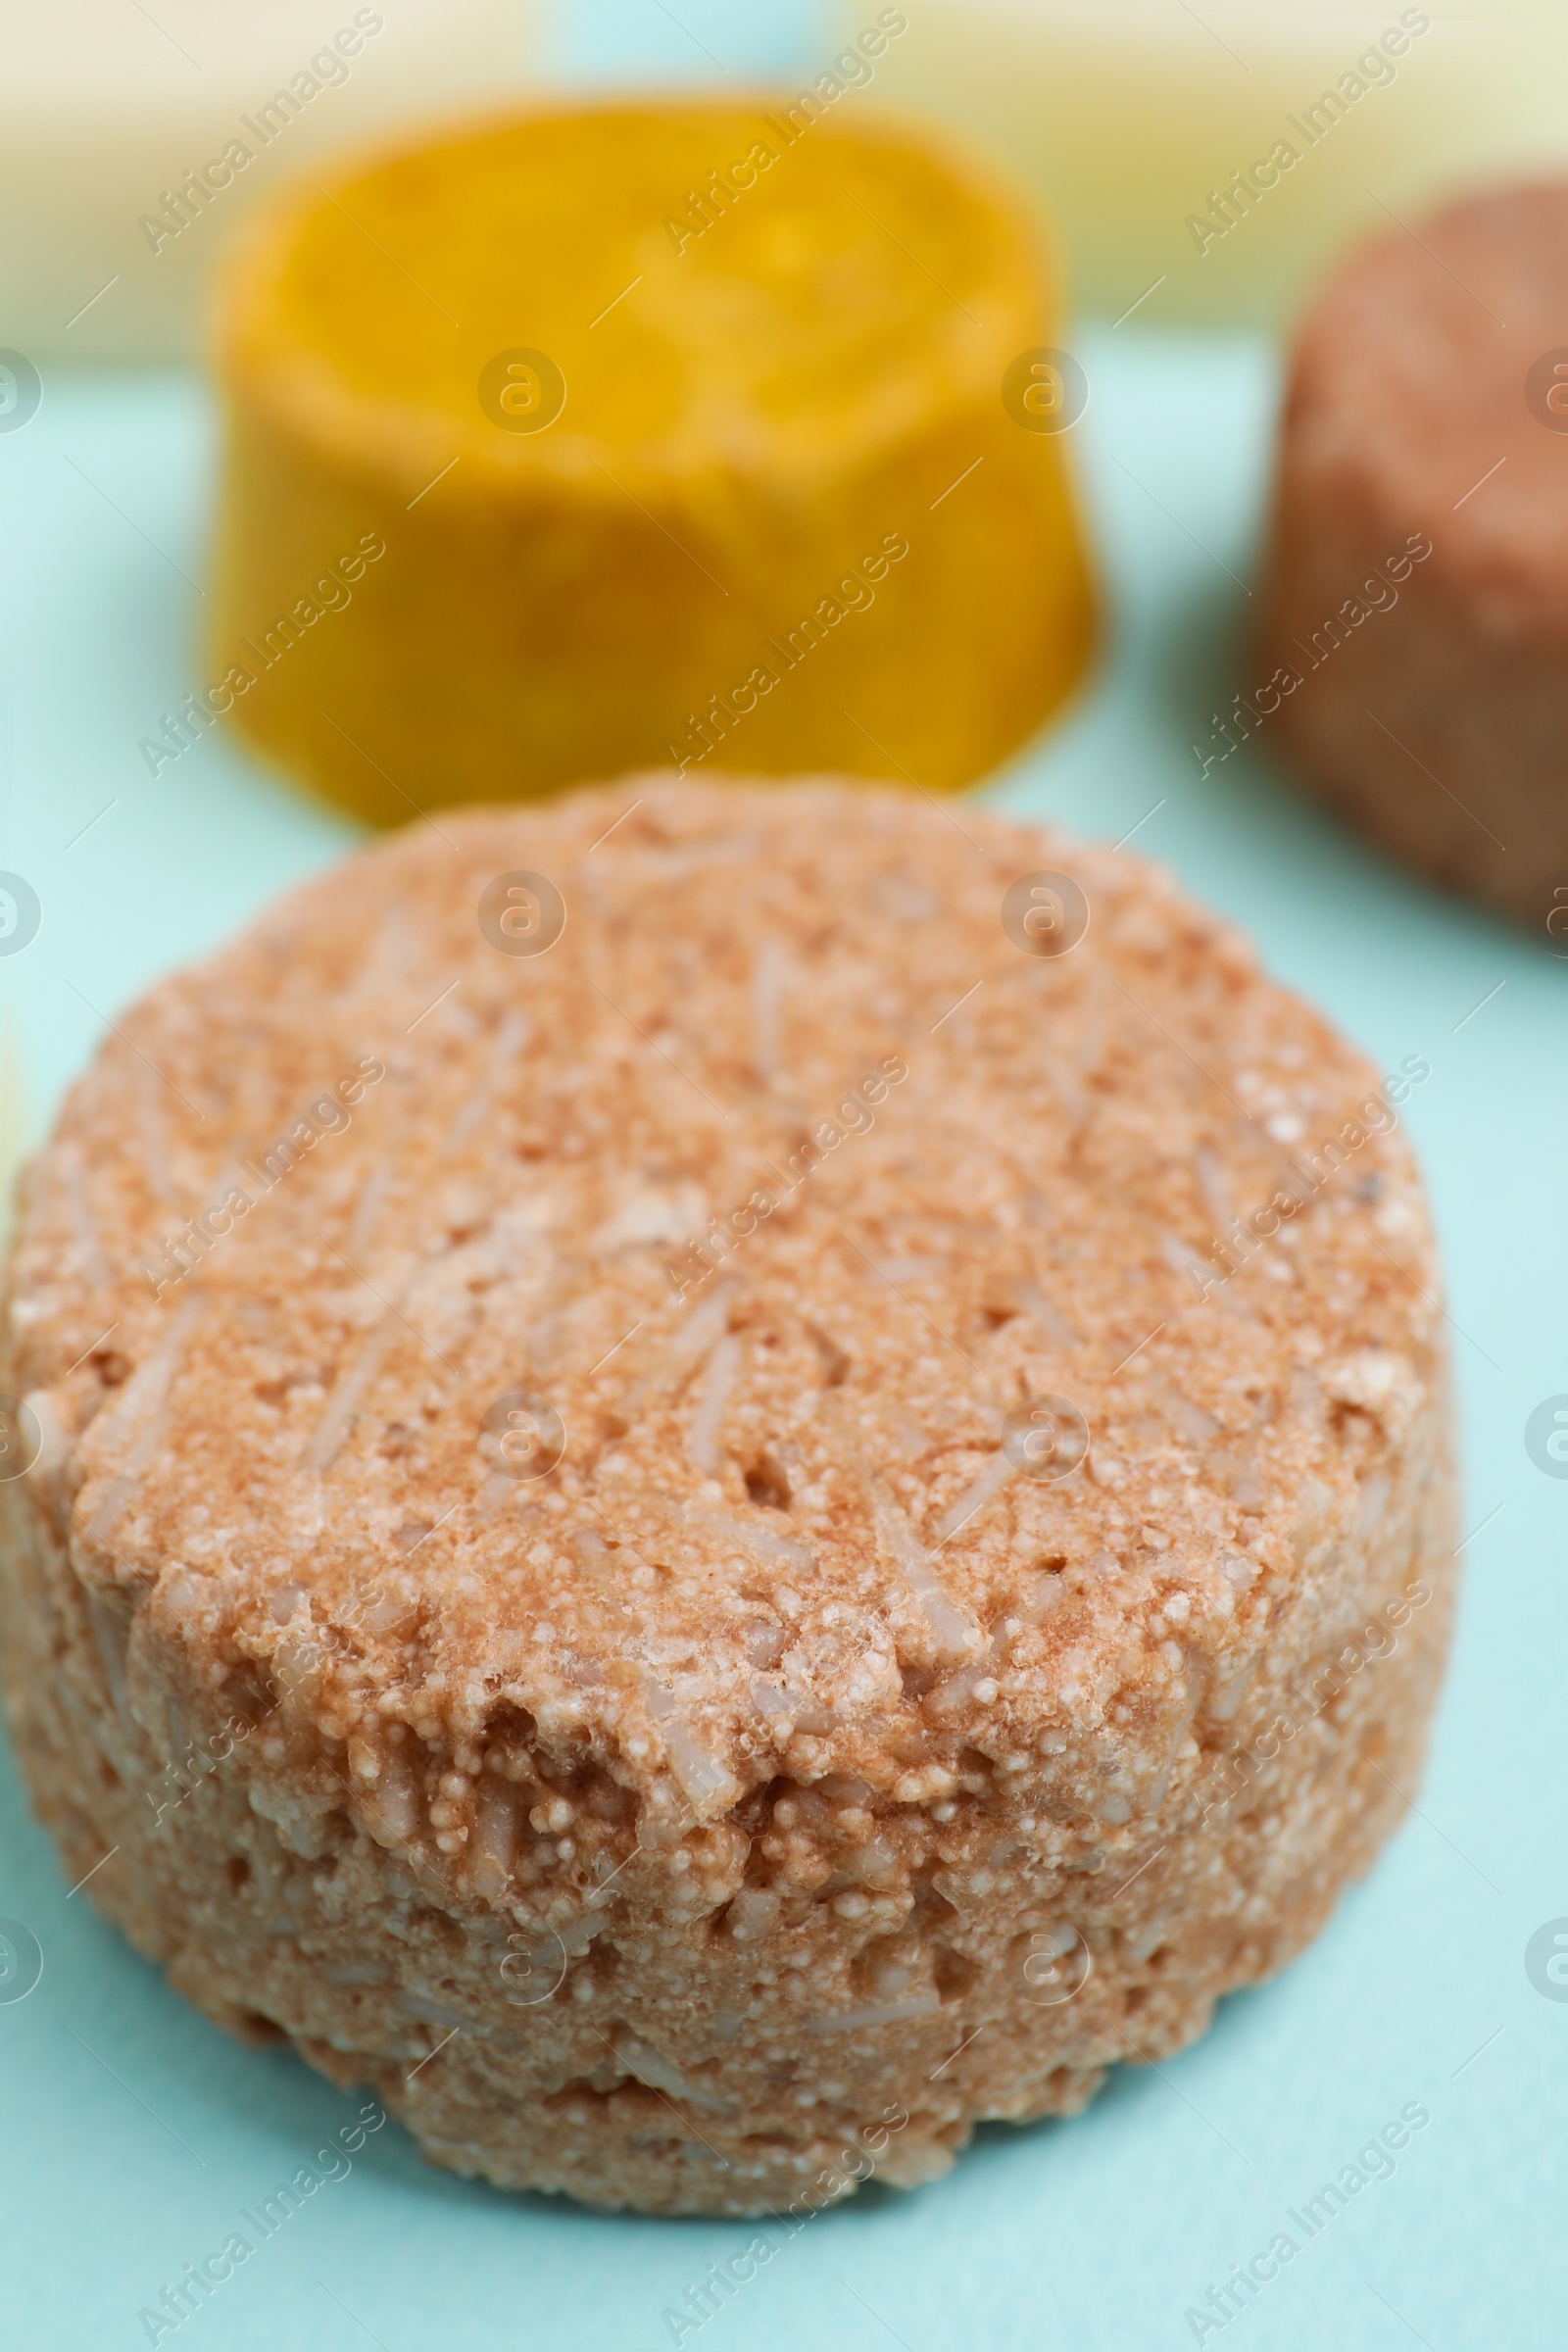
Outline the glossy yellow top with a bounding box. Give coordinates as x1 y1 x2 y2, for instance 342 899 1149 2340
226 103 1054 473
212 98 1095 818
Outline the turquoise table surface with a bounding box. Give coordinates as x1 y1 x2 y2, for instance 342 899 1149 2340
2 17 1565 2352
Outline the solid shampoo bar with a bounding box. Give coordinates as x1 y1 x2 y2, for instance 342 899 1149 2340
209 93 1095 820
1254 178 1568 927
1 777 1454 2214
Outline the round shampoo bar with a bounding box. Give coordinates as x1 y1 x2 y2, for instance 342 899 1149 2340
209 103 1095 820
1255 178 1568 929
1 777 1454 2215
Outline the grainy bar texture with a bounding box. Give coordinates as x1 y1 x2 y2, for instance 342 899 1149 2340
1255 178 1568 928
0 777 1455 2214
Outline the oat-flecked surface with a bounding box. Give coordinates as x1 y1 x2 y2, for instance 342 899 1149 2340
0 777 1456 2213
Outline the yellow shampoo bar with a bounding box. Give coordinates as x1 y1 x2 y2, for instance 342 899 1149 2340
208 94 1095 820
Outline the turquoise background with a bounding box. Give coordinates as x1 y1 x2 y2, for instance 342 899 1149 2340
1 4 1563 2345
